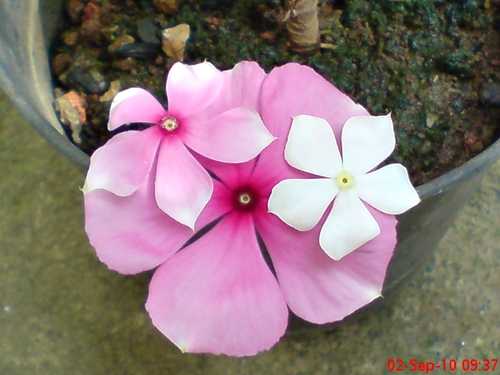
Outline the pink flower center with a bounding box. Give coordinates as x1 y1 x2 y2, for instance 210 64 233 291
160 116 179 133
231 186 259 212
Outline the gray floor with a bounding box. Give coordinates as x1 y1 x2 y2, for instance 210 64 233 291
1 88 499 374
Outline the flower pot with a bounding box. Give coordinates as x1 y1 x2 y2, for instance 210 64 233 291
1 0 498 312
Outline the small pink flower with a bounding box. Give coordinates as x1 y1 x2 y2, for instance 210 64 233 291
83 62 275 229
144 63 398 356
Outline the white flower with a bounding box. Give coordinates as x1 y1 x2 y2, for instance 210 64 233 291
268 114 420 260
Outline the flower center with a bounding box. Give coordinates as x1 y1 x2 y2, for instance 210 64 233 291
160 116 179 132
232 186 259 212
335 171 355 189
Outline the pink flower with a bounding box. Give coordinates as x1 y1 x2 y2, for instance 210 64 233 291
144 63 398 356
83 62 275 229
83 61 272 274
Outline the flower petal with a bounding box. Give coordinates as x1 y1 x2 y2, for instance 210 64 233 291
166 62 223 119
320 189 380 260
342 114 395 175
196 61 266 119
255 207 397 324
108 88 167 130
268 178 338 231
194 179 233 231
258 63 368 188
155 137 213 229
146 213 288 356
285 115 343 178
195 156 257 191
83 127 162 196
355 163 421 214
84 163 193 274
183 107 275 163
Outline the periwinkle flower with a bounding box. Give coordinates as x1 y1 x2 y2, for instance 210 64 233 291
268 113 420 260
83 62 275 229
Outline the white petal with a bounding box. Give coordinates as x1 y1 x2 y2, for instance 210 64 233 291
342 114 395 175
320 189 380 260
268 178 338 231
284 115 343 178
355 164 420 214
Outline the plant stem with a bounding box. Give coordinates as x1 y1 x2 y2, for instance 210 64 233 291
284 0 320 54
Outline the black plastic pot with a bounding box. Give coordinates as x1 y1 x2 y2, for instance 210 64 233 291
1 0 498 299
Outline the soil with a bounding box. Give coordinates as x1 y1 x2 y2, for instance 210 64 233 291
51 0 500 185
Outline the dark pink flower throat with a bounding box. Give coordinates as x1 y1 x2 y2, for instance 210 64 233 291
231 185 259 212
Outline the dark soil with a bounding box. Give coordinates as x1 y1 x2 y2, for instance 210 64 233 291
51 0 500 185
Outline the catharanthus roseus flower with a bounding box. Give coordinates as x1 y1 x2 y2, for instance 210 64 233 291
268 114 420 260
83 62 275 229
84 61 271 274
144 63 399 356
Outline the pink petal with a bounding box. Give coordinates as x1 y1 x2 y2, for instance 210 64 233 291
320 189 381 260
183 108 275 163
108 88 167 130
166 62 223 119
355 164 421 214
341 114 395 175
83 127 162 196
196 61 266 119
268 178 338 231
194 179 234 231
258 64 369 175
194 155 257 191
285 115 343 178
255 206 397 324
84 162 193 274
146 213 288 356
155 136 213 229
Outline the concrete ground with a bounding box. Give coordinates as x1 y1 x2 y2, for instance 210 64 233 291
1 88 499 375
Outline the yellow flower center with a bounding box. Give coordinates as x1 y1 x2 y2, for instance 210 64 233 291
335 171 355 189
239 193 251 205
160 116 179 132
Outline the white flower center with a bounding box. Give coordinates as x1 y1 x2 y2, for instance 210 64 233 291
335 171 354 189
160 116 179 132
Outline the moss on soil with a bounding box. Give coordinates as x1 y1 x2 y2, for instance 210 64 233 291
52 0 500 185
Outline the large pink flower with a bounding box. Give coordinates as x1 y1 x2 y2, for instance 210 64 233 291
145 63 398 356
83 62 275 229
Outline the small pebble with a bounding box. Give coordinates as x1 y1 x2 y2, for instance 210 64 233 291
52 54 71 76
99 80 122 102
62 31 79 46
82 2 100 22
260 31 277 44
114 43 161 60
108 35 135 54
66 67 110 95
162 24 190 61
54 91 87 144
153 0 179 14
67 0 85 24
137 18 161 44
480 83 500 107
